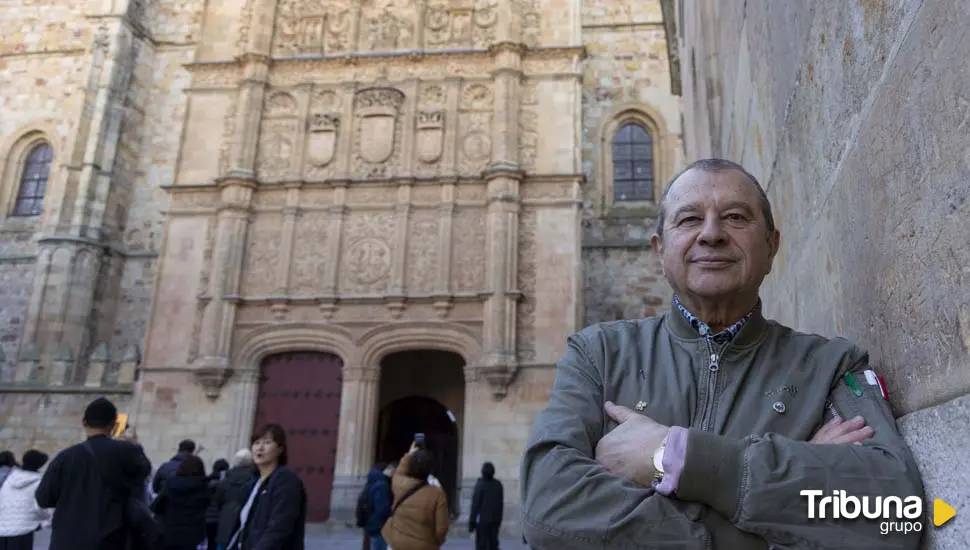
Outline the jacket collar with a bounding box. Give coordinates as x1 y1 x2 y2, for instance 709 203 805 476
665 296 767 349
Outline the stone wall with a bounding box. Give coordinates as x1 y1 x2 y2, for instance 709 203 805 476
0 392 135 456
579 0 681 325
678 1 970 547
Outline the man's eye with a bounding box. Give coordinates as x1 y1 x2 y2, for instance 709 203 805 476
678 216 701 225
725 213 746 221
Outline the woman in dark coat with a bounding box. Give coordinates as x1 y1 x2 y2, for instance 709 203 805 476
204 459 230 550
151 455 210 550
214 450 257 550
226 424 306 550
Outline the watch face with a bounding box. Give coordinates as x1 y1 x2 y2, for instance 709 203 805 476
653 448 664 473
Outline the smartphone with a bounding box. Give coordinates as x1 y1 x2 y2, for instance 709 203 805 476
112 413 129 438
414 432 426 448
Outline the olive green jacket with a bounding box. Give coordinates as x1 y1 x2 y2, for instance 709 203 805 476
520 303 923 549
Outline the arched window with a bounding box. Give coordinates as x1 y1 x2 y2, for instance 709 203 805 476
12 142 52 217
611 123 654 202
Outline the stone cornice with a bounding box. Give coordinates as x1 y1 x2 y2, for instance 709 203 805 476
182 45 588 88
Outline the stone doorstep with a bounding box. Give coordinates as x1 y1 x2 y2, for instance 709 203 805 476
314 520 525 540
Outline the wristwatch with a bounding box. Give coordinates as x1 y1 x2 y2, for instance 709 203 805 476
652 433 668 482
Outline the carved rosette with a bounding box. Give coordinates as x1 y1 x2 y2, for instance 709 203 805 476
353 87 406 177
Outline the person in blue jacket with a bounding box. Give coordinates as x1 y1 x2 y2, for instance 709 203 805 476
362 463 394 550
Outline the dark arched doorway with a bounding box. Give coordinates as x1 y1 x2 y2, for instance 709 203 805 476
375 350 465 517
253 351 343 522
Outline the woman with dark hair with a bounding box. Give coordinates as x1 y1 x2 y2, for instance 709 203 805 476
227 423 306 550
381 442 450 550
150 454 210 550
0 450 51 550
205 459 231 549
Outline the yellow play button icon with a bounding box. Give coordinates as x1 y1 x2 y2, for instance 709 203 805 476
934 499 956 527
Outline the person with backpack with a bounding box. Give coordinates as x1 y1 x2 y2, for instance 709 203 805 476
357 462 393 550
35 397 154 550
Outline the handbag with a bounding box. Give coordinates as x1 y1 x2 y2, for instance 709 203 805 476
382 480 429 548
82 440 162 548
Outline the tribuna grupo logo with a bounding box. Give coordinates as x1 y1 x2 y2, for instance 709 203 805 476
801 490 923 535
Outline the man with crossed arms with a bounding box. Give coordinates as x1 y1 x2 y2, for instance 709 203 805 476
521 159 923 549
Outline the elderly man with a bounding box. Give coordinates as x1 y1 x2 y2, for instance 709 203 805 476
520 159 924 549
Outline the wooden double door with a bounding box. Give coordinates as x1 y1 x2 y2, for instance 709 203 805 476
253 351 343 522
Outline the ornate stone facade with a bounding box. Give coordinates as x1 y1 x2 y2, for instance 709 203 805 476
0 0 681 532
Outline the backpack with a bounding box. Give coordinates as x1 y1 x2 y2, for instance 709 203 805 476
355 482 373 528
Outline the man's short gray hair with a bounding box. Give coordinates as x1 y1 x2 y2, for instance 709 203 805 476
655 158 776 238
233 448 253 467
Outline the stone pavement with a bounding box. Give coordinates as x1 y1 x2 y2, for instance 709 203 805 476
32 528 529 549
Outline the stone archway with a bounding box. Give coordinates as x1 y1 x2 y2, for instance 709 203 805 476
376 349 466 517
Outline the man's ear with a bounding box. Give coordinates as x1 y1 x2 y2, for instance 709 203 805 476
766 229 781 273
651 233 662 253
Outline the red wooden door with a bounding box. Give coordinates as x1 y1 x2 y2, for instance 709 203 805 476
253 352 343 522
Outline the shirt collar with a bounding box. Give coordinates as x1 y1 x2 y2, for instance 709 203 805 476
673 295 755 344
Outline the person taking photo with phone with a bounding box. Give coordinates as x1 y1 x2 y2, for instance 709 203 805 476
380 438 450 550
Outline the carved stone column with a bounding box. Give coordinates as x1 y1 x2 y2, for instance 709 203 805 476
477 43 525 398
230 368 262 453
195 179 255 396
227 54 270 178
333 366 379 479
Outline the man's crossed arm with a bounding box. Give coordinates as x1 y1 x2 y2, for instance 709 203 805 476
520 334 923 550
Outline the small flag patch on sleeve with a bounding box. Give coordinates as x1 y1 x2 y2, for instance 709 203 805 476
863 369 889 400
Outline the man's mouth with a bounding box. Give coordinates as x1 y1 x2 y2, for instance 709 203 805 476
692 257 735 266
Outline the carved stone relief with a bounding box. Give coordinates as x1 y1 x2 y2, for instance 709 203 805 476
241 214 283 296
361 0 417 51
305 88 342 180
519 81 539 171
425 0 499 49
272 0 505 56
405 209 440 295
457 82 493 174
274 0 353 56
516 0 542 47
339 212 396 294
414 83 449 177
290 214 330 296
451 207 486 291
257 91 301 181
353 88 406 177
516 209 538 353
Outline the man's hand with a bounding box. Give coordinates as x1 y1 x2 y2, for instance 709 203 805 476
810 415 873 445
595 401 669 486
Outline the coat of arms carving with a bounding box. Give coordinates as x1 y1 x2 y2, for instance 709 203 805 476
355 88 406 165
416 111 445 164
307 113 339 167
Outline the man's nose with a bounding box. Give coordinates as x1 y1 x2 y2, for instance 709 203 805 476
697 216 727 245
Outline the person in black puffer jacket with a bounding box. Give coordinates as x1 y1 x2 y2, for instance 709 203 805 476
151 455 210 550
204 459 230 550
213 450 257 550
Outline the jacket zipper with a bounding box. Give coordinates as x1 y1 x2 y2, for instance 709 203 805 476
699 336 725 432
